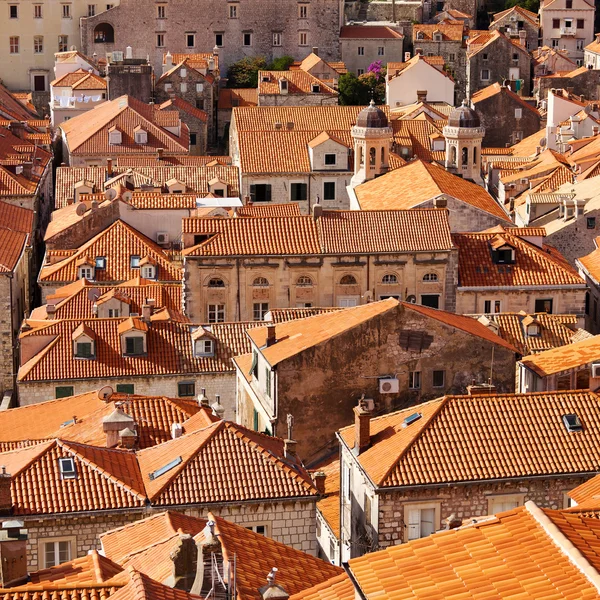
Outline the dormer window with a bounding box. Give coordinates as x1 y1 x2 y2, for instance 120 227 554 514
280 79 288 91
108 126 122 145
134 126 148 144
58 457 77 480
125 336 144 355
490 236 516 264
75 341 93 357
527 323 540 336
79 265 94 280
416 31 424 40
495 247 514 263
72 323 96 359
195 339 214 356
433 32 442 41
312 83 320 93
325 153 336 165
140 257 157 280
118 317 148 356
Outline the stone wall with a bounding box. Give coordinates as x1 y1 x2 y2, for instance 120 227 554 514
546 208 600 266
489 20 539 53
258 93 339 107
345 2 422 23
107 64 153 103
535 69 600 102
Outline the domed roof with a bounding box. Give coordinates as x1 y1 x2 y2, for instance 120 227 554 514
356 100 388 128
448 100 481 128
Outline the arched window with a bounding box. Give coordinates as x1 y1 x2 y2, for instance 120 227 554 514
462 147 468 165
416 31 424 40
449 146 456 166
94 23 115 43
253 277 269 287
369 147 376 166
473 146 477 164
208 278 225 288
296 275 313 287
423 273 438 282
340 274 357 285
382 274 398 284
381 147 385 163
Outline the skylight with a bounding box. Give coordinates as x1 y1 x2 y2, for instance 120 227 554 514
562 414 583 432
402 412 422 428
148 456 182 480
58 457 77 479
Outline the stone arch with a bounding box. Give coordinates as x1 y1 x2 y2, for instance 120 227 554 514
369 147 376 166
94 23 115 43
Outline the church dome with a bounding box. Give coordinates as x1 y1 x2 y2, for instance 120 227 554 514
356 100 388 128
448 100 481 128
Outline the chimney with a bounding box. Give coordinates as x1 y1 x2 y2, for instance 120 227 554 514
416 90 427 102
125 45 133 59
119 427 137 449
91 200 99 210
171 422 183 439
244 195 252 206
46 304 56 317
163 534 198 591
312 47 319 56
157 148 164 161
312 471 326 495
284 438 297 458
0 520 27 587
164 51 173 74
197 388 210 407
211 395 225 419
107 157 113 176
266 324 277 347
0 468 11 513
259 568 289 600
444 513 462 530
466 382 497 395
102 408 136 448
141 303 153 322
312 202 323 220
354 397 372 454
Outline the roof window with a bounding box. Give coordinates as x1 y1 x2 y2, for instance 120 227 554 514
148 456 182 480
562 413 583 432
402 412 422 428
58 457 77 479
95 256 106 269
130 255 141 268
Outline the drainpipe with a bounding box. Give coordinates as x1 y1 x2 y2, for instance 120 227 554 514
236 258 241 321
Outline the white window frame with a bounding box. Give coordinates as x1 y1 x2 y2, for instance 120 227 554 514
39 537 75 569
358 46 365 55
487 493 525 515
404 502 440 542
194 339 214 357
245 523 270 536
157 4 165 17
208 303 225 323
61 3 71 18
408 370 421 389
298 3 307 17
272 32 282 46
228 3 237 18
299 31 307 46
58 457 77 479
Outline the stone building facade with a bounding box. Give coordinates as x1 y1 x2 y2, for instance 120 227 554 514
535 68 600 101
80 0 343 77
339 25 404 76
489 7 540 52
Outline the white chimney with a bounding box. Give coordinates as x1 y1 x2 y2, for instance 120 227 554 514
125 46 133 59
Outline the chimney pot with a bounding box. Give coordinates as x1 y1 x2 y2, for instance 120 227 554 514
197 388 209 407
312 471 326 494
266 324 276 347
354 397 372 454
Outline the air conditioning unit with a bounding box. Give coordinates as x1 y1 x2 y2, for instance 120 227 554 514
156 231 169 245
592 363 600 378
379 377 400 394
112 51 124 62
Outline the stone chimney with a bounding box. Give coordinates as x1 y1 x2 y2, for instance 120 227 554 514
259 568 289 600
284 438 297 458
443 513 462 529
163 534 198 591
312 201 323 220
312 47 319 56
466 381 497 396
141 303 154 322
119 427 137 449
0 520 27 587
46 304 56 317
211 395 225 419
266 324 277 347
102 407 136 448
312 471 326 494
416 90 427 102
171 422 183 439
197 388 210 408
354 397 372 454
0 468 11 514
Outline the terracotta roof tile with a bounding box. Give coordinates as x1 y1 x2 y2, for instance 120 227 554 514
339 25 402 39
235 203 301 217
0 585 123 600
492 5 538 26
158 98 207 122
258 71 337 96
413 23 465 41
266 307 343 323
577 239 600 282
472 82 540 116
107 569 202 600
339 390 600 487
0 227 28 272
217 88 258 110
288 574 354 600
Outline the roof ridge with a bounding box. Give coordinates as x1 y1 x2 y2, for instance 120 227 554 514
526 501 600 593
0 439 56 476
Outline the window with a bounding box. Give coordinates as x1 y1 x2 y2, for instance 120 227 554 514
58 457 77 479
208 304 225 323
125 337 144 355
62 4 71 17
243 32 252 46
9 5 17 18
229 3 237 17
58 35 68 52
34 4 42 17
253 277 269 287
364 492 372 526
382 274 398 284
186 33 195 47
290 183 307 201
79 266 93 280
481 69 490 80
296 275 313 287
534 298 553 313
323 181 336 201
299 4 307 17
482 53 488 60
157 4 165 17
409 371 421 389
246 524 267 535
141 265 155 279
75 342 93 358
357 69 364 76
9 36 19 54
432 370 445 387
422 272 438 282
55 386 74 399
488 494 524 514
515 108 522 119
405 503 439 541
95 257 106 269
108 308 120 317
566 0 572 7
253 302 269 321
44 540 71 568
588 217 596 229
208 277 225 288
299 32 307 46
273 32 282 46
358 46 365 55
577 38 584 50
265 367 271 396
553 18 560 28
195 339 214 356
448 53 455 61
178 381 196 397
340 274 357 285
106 4 113 8
420 295 439 308
377 46 384 56
512 52 518 61
251 351 259 380
180 82 187 92
484 300 501 313
88 4 95 15
215 33 223 47
577 18 584 28
552 38 559 47
157 34 164 47
130 255 141 268
190 133 197 147
34 36 43 53
324 153 336 165
116 383 134 394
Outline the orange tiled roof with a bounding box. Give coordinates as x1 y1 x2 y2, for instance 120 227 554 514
520 334 600 376
387 55 450 81
60 95 188 157
472 82 540 116
0 227 28 272
413 23 465 41
106 569 202 600
39 220 182 284
313 455 340 537
0 585 122 600
136 421 317 504
235 203 302 217
453 230 584 288
183 209 453 257
288 575 354 600
217 88 258 110
492 5 538 26
339 390 600 487
17 318 261 383
266 307 343 323
354 159 510 220
570 472 600 508
158 97 207 122
0 81 38 121
578 240 600 283
258 71 337 96
163 52 219 71
52 69 106 90
346 503 600 599
339 25 402 39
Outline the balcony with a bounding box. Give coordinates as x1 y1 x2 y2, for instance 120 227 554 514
560 26 576 35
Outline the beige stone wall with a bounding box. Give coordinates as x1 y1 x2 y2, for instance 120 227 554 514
258 93 339 106
183 250 457 323
341 38 405 77
22 499 317 571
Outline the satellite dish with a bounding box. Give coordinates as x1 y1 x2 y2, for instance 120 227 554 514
75 203 87 216
87 287 100 301
98 386 114 401
539 137 547 146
